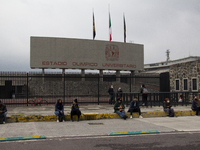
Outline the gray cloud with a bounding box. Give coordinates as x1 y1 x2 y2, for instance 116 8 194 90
0 0 200 71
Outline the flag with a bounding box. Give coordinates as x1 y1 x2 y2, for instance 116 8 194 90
109 12 112 41
123 14 126 43
93 12 96 40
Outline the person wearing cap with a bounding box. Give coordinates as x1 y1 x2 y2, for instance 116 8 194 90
128 97 143 119
71 99 81 122
0 100 7 124
114 97 128 120
54 99 65 122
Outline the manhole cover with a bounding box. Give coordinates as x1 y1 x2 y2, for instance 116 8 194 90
88 123 104 125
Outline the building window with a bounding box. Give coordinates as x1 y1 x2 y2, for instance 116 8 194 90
183 79 188 91
175 79 180 91
192 78 198 91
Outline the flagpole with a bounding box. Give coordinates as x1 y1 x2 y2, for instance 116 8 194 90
93 8 96 40
123 13 126 43
93 8 94 40
108 4 110 41
108 4 112 41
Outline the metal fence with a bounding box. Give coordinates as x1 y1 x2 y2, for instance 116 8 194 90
0 72 198 106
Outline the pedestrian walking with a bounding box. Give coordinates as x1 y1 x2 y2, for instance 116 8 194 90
108 85 114 104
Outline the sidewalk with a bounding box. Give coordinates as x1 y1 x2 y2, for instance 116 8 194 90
5 104 195 123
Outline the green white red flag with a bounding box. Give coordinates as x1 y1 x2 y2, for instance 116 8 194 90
109 12 112 41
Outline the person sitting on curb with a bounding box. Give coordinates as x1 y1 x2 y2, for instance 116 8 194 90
0 100 7 124
191 96 200 116
54 99 65 122
71 99 81 122
114 97 128 120
128 97 143 119
163 98 174 117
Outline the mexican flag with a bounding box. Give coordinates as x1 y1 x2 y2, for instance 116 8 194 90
109 12 112 41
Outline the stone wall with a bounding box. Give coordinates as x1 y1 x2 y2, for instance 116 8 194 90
169 59 200 92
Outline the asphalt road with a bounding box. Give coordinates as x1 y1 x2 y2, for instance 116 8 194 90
1 132 200 150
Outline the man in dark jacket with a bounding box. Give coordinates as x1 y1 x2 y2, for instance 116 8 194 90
128 97 143 119
0 100 7 124
117 86 123 98
108 85 114 104
71 99 81 121
114 97 127 120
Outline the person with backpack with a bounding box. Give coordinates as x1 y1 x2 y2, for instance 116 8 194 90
191 96 200 116
54 99 65 122
108 85 114 104
71 99 81 122
140 84 148 108
0 100 7 124
163 98 174 117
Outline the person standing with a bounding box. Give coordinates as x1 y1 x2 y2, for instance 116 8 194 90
128 97 143 119
140 84 148 107
71 99 81 122
108 85 114 104
54 99 65 122
0 100 7 124
114 97 128 120
191 96 200 116
117 86 123 98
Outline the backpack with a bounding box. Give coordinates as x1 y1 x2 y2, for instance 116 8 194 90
169 108 174 117
143 88 148 94
58 112 64 122
0 114 4 124
59 115 64 122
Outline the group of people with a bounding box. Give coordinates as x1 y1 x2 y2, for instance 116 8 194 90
114 96 143 120
108 84 149 107
54 99 81 122
108 85 122 104
0 95 200 124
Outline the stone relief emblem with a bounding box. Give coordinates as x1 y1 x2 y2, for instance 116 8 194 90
105 44 119 61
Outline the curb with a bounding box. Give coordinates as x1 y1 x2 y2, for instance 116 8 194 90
109 130 159 136
0 135 46 142
5 110 197 123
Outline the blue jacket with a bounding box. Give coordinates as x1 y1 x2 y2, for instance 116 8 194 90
128 101 139 112
55 103 64 112
71 103 80 112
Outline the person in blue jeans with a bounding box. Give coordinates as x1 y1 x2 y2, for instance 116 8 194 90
128 97 143 119
114 97 127 120
54 99 64 122
0 100 7 124
191 96 200 116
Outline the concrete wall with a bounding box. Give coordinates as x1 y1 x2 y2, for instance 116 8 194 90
30 37 144 71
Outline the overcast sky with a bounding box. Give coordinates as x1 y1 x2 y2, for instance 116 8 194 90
0 0 200 72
